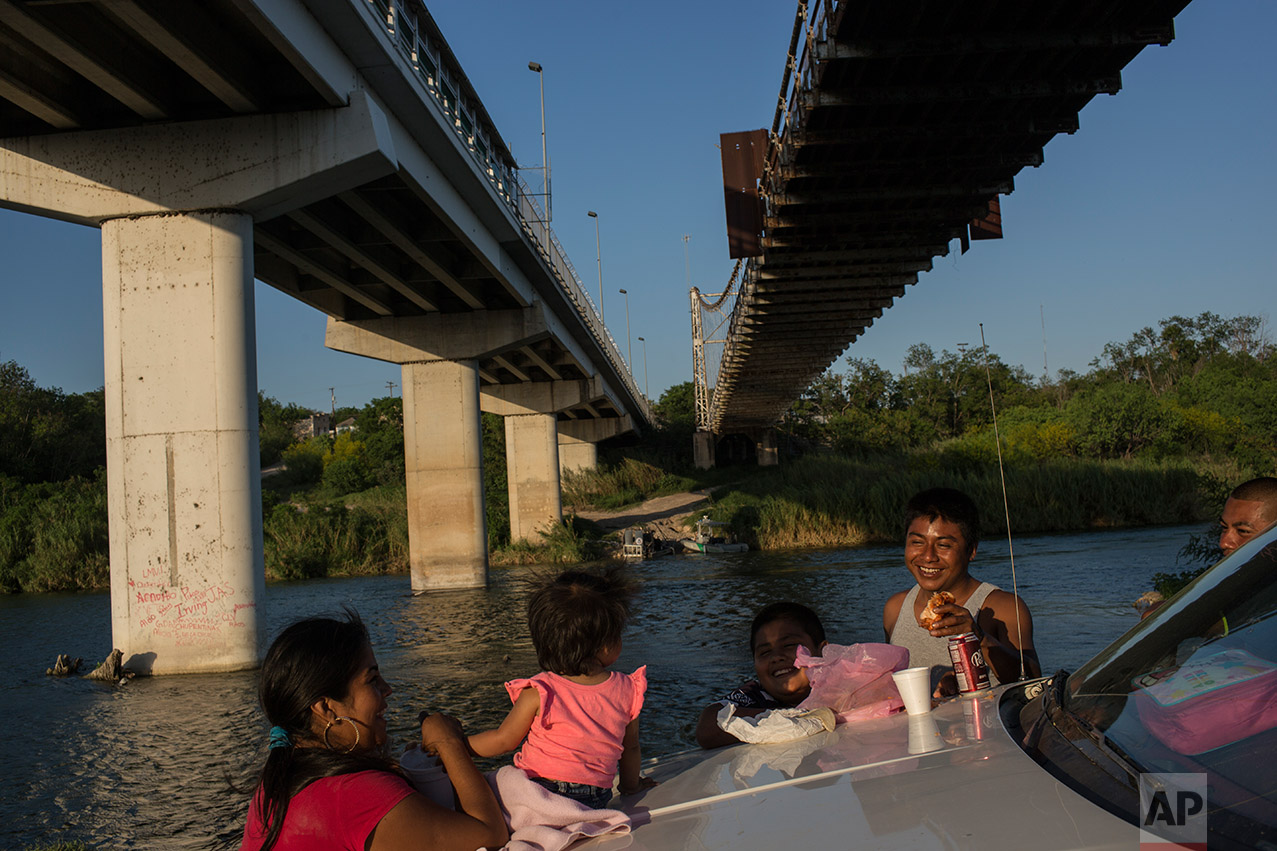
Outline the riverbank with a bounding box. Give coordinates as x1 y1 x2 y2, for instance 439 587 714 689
0 450 1228 593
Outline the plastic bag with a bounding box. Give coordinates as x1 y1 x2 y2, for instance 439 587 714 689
795 642 909 724
716 703 837 744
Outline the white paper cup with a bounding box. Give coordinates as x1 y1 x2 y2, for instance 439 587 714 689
891 666 932 716
399 746 455 810
907 712 945 754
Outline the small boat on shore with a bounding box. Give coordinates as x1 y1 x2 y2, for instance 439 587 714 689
622 527 675 560
678 516 748 554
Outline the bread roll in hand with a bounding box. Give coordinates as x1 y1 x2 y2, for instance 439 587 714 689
919 591 956 629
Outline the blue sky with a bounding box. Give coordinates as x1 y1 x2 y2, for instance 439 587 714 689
1 1 1272 411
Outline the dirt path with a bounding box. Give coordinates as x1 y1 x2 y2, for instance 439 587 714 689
571 489 717 541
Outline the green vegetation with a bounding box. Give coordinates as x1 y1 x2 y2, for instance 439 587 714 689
696 454 1217 550
2 311 1271 592
21 842 91 851
566 312 1273 557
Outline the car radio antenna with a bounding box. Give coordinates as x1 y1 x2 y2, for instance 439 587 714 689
979 323 1027 681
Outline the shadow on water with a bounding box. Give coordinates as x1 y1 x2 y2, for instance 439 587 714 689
1 524 1202 849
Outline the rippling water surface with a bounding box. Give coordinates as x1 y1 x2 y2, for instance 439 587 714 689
1 524 1202 849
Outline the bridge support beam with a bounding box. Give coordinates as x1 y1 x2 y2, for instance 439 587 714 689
504 413 562 543
103 211 264 673
556 417 634 475
402 359 487 590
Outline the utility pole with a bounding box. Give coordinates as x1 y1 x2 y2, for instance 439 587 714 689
386 380 397 397
329 387 335 418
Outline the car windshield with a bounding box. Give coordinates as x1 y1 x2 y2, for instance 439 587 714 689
1061 523 1277 836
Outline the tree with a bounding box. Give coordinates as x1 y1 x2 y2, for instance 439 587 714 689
355 396 405 484
258 392 312 467
0 360 105 483
1067 383 1184 459
653 382 696 429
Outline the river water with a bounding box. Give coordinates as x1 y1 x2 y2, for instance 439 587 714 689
2 524 1204 849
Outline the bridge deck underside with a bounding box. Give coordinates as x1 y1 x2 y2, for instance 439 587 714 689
0 0 632 423
711 0 1190 433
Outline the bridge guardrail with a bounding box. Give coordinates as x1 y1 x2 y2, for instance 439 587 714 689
354 0 650 423
705 0 830 430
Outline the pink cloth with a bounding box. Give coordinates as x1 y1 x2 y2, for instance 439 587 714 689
507 667 647 788
795 643 909 724
239 770 413 851
487 765 632 851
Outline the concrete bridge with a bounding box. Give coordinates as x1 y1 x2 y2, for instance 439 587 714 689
0 0 647 672
697 0 1191 462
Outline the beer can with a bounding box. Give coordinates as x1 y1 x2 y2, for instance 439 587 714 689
947 632 991 693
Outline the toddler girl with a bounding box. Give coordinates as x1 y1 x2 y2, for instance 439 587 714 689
468 568 652 808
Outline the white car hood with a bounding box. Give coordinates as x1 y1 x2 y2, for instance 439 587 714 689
593 687 1138 850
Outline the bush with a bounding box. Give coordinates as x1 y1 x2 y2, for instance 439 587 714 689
263 496 407 581
278 438 327 487
322 456 371 494
0 472 109 592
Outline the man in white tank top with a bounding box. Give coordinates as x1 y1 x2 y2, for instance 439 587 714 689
882 488 1041 695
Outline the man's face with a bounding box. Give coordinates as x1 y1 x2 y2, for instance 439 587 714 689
1219 497 1276 554
752 618 825 706
904 515 975 593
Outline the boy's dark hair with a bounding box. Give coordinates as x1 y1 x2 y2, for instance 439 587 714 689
528 568 634 675
750 601 826 652
904 487 980 550
1231 476 1277 512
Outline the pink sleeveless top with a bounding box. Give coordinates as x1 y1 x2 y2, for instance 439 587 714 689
507 667 647 788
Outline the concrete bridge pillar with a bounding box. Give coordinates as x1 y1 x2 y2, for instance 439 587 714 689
401 359 487 590
326 307 566 589
756 429 779 466
102 211 264 673
2 92 406 671
693 431 717 469
504 413 562 543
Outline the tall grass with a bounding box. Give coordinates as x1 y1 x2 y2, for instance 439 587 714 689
0 473 109 592
705 452 1218 549
489 516 607 565
562 458 696 510
263 485 408 580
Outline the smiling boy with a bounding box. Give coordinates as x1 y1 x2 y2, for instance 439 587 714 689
882 487 1040 694
695 602 828 749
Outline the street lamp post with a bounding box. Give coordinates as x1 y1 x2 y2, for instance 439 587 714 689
527 61 550 222
587 211 603 324
637 336 649 400
618 288 632 371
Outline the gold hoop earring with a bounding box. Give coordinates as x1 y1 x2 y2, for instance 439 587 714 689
322 715 361 754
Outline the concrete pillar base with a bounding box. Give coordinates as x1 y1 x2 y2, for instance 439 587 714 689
693 431 717 469
505 413 563 542
757 429 779 466
403 360 488 590
103 211 264 674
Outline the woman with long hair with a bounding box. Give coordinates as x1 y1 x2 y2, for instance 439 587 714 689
239 611 507 851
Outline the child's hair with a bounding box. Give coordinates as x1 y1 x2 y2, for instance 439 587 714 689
749 601 826 652
528 568 634 675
